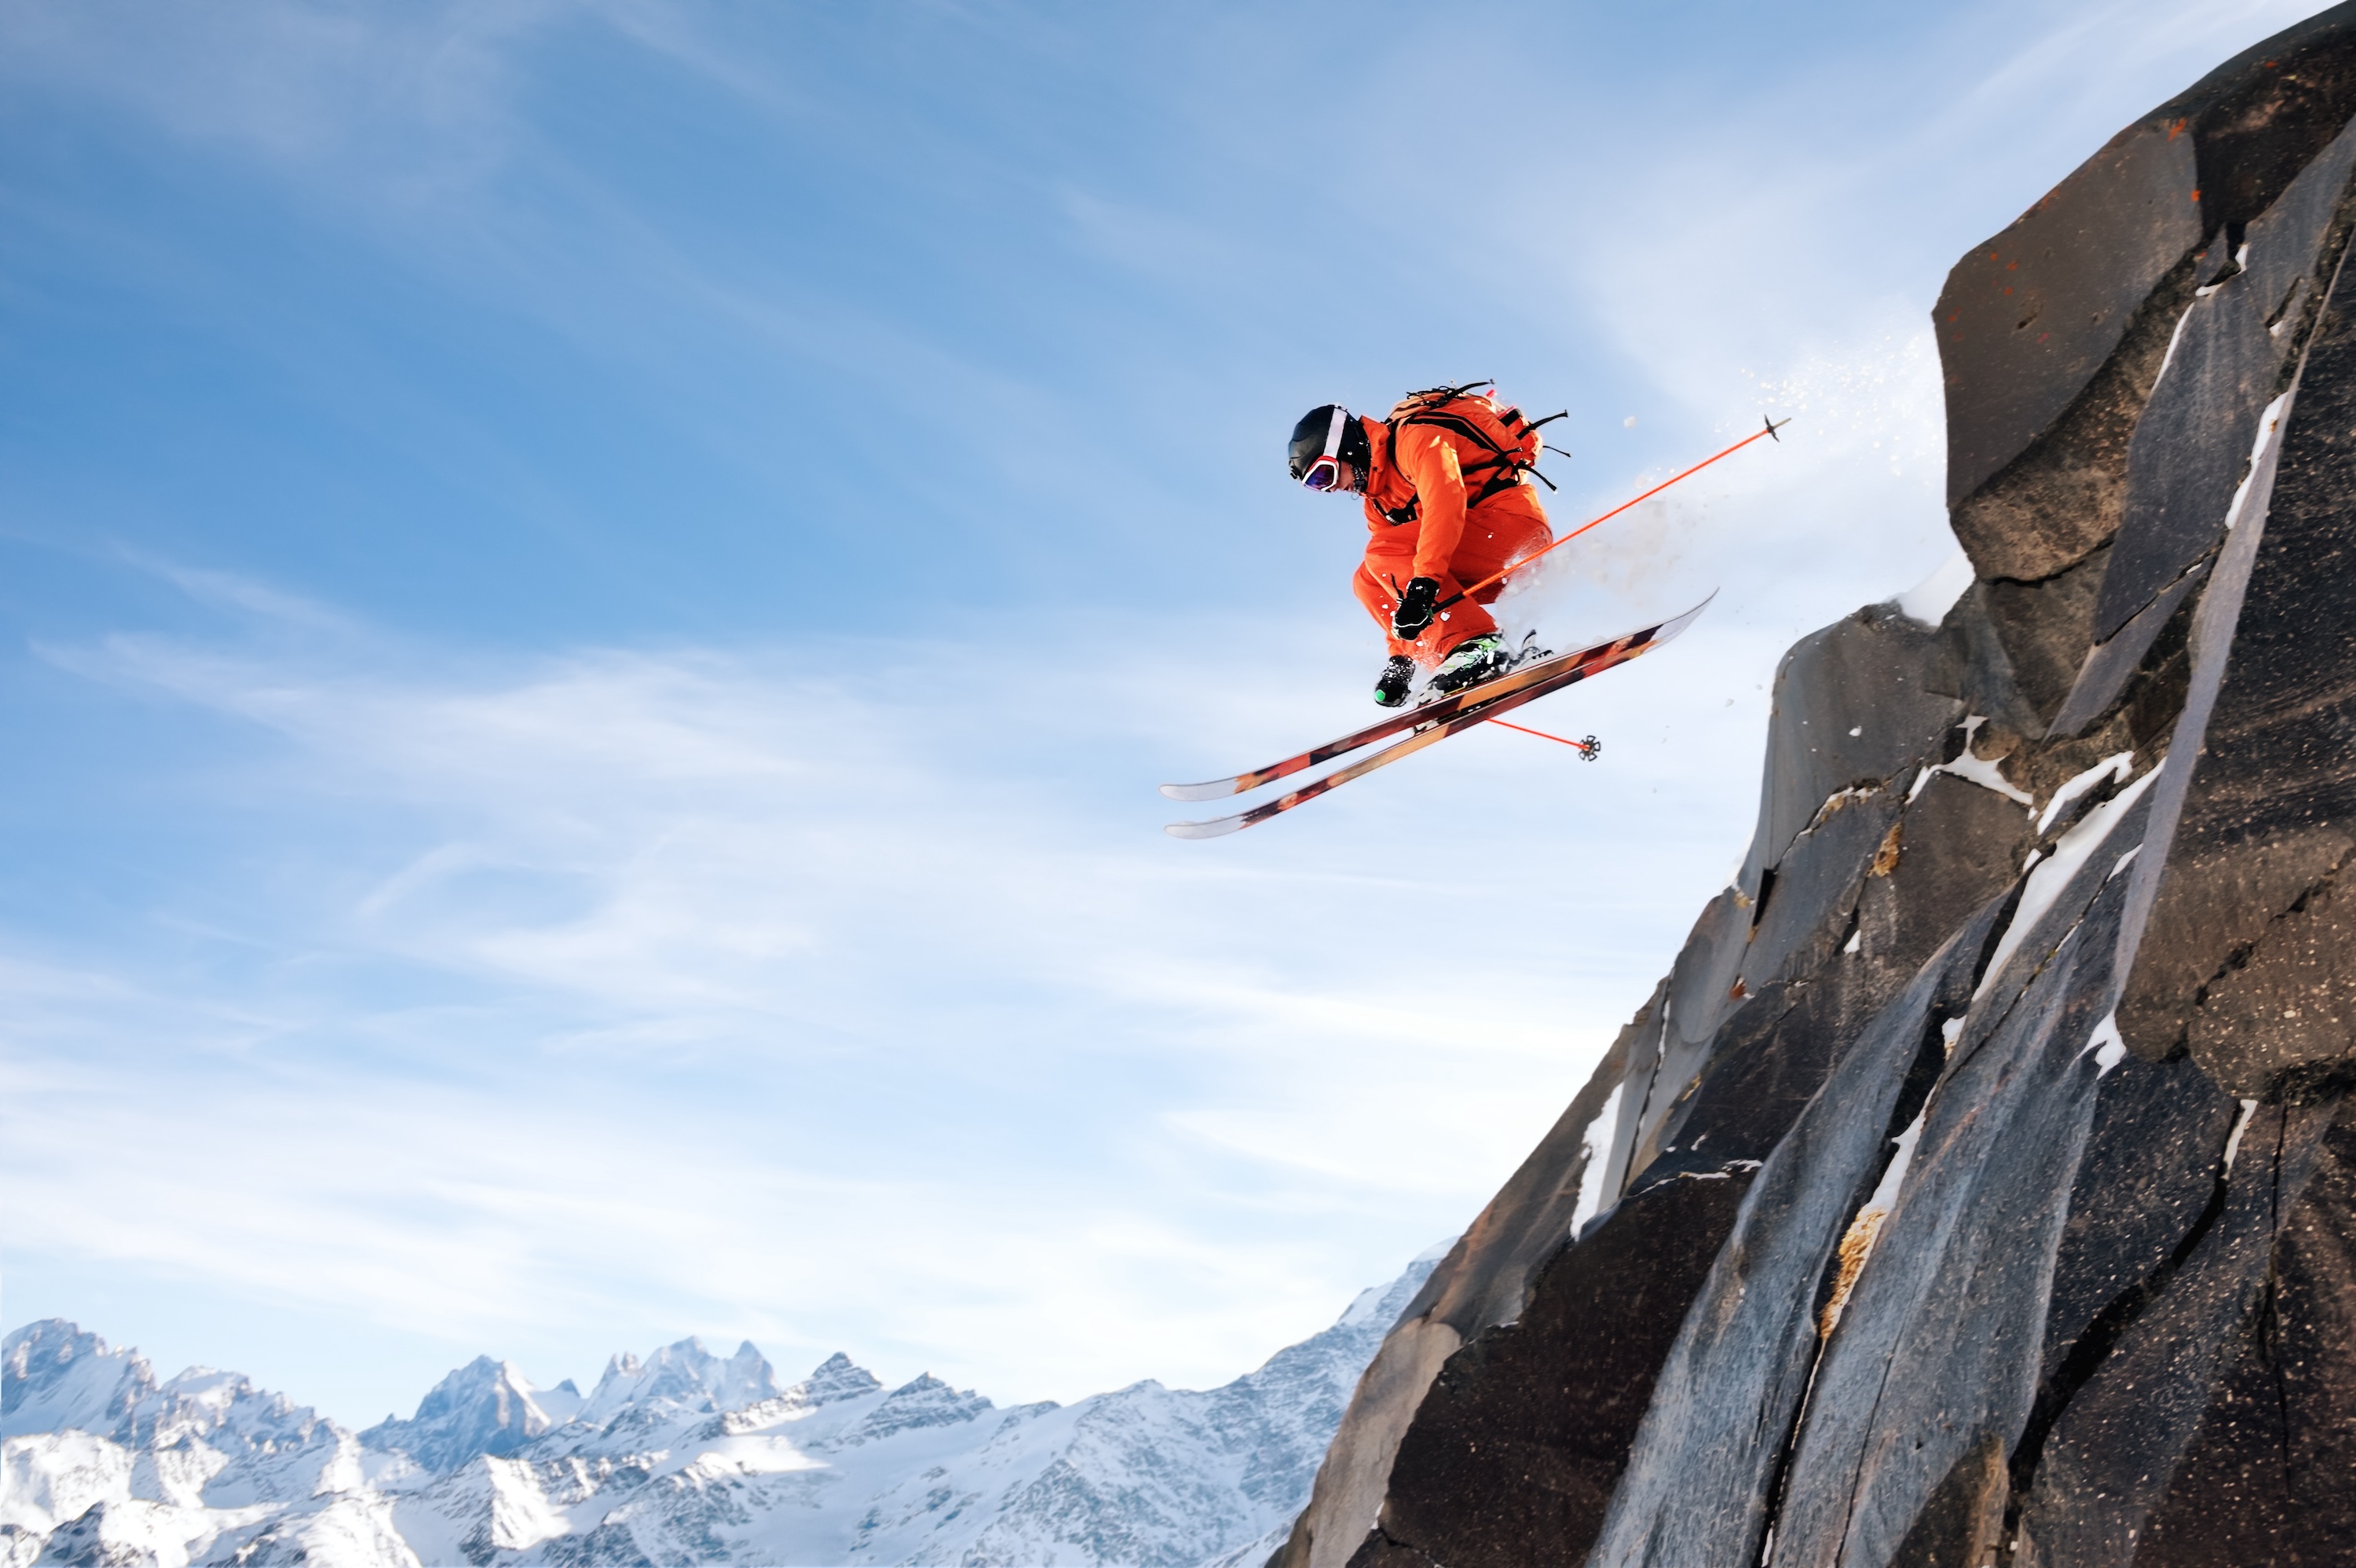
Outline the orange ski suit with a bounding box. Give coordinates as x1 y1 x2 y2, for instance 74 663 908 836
1349 416 1553 665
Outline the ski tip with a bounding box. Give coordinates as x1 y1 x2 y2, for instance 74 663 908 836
1165 815 1247 840
1652 591 1718 644
1158 780 1238 802
1678 587 1721 621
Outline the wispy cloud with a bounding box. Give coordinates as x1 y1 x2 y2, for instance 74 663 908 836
7 561 1744 1414
0 0 562 199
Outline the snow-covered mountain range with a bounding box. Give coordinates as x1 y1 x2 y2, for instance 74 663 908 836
2 1250 1437 1568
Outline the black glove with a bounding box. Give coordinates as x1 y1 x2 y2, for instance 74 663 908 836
1391 577 1440 639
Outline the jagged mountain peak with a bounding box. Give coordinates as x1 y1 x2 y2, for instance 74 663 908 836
359 1352 563 1471
576 1332 785 1429
792 1348 883 1405
412 1354 514 1405
818 1371 994 1449
157 1365 324 1437
2 1318 333 1455
2 1318 153 1439
5 1316 114 1364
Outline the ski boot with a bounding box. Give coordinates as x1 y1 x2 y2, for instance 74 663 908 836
1372 655 1416 707
1426 633 1509 696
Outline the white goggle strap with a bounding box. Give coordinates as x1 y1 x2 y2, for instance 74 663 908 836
1322 405 1350 460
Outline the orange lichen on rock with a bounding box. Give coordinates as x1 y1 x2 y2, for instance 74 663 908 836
1819 1207 1890 1339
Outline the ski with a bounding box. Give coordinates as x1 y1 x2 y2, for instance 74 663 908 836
1160 594 1714 802
1160 639 1585 804
1164 594 1713 839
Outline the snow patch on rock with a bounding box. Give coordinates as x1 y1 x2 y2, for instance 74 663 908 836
1908 717 2032 808
1895 550 1974 628
1976 766 2160 1001
2038 751 2135 834
1569 1081 1627 1237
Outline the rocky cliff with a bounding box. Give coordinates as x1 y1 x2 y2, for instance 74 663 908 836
1279 12 2356 1568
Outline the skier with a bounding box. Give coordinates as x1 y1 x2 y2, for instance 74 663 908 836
1288 384 1557 707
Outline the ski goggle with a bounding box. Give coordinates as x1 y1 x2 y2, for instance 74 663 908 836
1298 407 1351 491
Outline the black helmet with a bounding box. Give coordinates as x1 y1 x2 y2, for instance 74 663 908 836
1287 404 1371 490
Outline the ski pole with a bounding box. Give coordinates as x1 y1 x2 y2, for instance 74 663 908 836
1485 717 1600 758
1432 415 1790 614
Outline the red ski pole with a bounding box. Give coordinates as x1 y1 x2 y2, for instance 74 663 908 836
1432 415 1790 613
1485 716 1600 758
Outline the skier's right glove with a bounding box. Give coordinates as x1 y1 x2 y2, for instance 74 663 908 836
1391 577 1440 640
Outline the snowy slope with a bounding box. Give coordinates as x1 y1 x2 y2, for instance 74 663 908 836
2 1252 1436 1567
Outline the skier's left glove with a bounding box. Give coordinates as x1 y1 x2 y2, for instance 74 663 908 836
1392 577 1440 639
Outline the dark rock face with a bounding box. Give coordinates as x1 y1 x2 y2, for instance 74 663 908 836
1352 1174 1754 1568
1939 138 2201 583
2129 1111 2356 1562
1276 12 2356 1567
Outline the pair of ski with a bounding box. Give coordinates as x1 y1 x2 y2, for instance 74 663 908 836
1162 594 1714 839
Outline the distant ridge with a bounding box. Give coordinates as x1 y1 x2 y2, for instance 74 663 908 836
2 1250 1437 1567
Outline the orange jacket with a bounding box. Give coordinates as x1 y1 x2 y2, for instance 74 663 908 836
1356 415 1538 580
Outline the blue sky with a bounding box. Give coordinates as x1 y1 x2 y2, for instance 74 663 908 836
1 0 2326 1426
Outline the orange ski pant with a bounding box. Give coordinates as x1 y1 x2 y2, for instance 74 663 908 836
1352 492 1552 666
